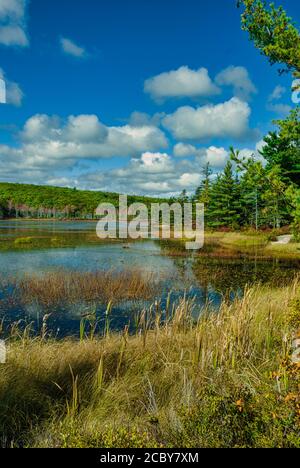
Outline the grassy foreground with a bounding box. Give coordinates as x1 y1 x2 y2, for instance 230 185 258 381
1 281 300 448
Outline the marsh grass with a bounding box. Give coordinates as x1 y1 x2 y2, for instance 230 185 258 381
161 231 300 261
0 279 299 448
13 237 33 246
6 270 159 309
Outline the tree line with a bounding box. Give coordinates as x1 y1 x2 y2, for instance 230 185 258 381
0 183 164 220
191 109 300 238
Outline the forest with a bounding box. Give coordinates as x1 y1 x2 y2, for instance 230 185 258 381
0 183 164 220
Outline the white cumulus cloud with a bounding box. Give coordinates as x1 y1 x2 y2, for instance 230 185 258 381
174 144 229 169
144 66 220 101
0 113 169 187
173 142 199 158
163 97 252 141
81 151 201 196
215 66 257 101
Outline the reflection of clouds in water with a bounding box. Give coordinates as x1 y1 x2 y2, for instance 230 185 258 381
0 220 98 232
1 221 298 337
0 242 176 278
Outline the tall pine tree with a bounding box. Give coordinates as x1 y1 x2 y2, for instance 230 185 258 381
207 161 241 229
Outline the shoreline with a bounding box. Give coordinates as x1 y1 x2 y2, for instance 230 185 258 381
1 281 299 448
0 220 299 260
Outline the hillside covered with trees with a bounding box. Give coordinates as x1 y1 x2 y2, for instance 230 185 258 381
0 183 164 220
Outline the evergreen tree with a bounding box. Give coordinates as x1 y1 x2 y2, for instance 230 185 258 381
286 186 300 240
261 165 289 228
260 109 300 186
238 0 300 78
239 157 265 229
207 161 241 229
195 163 212 205
178 189 189 204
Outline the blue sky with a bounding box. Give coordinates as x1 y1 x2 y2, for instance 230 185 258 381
0 0 298 196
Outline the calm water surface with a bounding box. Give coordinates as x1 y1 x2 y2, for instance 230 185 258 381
0 220 299 337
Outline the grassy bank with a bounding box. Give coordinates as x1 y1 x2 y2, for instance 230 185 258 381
1 222 299 260
161 230 300 260
0 280 299 448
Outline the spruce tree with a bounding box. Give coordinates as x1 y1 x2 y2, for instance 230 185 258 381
195 163 212 205
207 161 241 228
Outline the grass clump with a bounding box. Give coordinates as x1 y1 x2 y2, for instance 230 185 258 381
0 280 299 448
8 269 159 308
13 237 33 246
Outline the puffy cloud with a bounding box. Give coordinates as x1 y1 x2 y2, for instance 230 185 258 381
173 142 199 158
175 144 230 169
0 0 24 17
239 139 267 162
144 66 220 101
215 66 257 101
178 172 201 187
0 0 28 47
79 151 202 196
60 37 87 58
163 97 252 141
21 114 168 159
128 111 165 127
64 115 108 142
0 133 267 196
0 68 24 106
145 65 257 103
0 113 169 186
175 140 266 172
200 146 229 168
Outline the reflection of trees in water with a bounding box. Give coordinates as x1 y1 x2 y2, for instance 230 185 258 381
159 239 299 302
191 256 299 294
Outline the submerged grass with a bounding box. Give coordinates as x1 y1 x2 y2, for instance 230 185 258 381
0 280 299 448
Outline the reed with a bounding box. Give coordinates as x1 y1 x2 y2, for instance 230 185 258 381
7 269 159 309
0 279 299 448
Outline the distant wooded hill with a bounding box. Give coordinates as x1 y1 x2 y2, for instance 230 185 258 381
0 182 167 219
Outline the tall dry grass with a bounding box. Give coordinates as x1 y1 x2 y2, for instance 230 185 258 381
7 269 159 307
0 279 299 448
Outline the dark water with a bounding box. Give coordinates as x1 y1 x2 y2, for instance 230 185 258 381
0 220 299 337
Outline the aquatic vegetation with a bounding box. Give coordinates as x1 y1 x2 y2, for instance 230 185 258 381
9 270 160 308
0 280 299 448
14 237 33 246
160 231 300 261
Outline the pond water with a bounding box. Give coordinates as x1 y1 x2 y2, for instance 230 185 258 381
0 220 299 337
